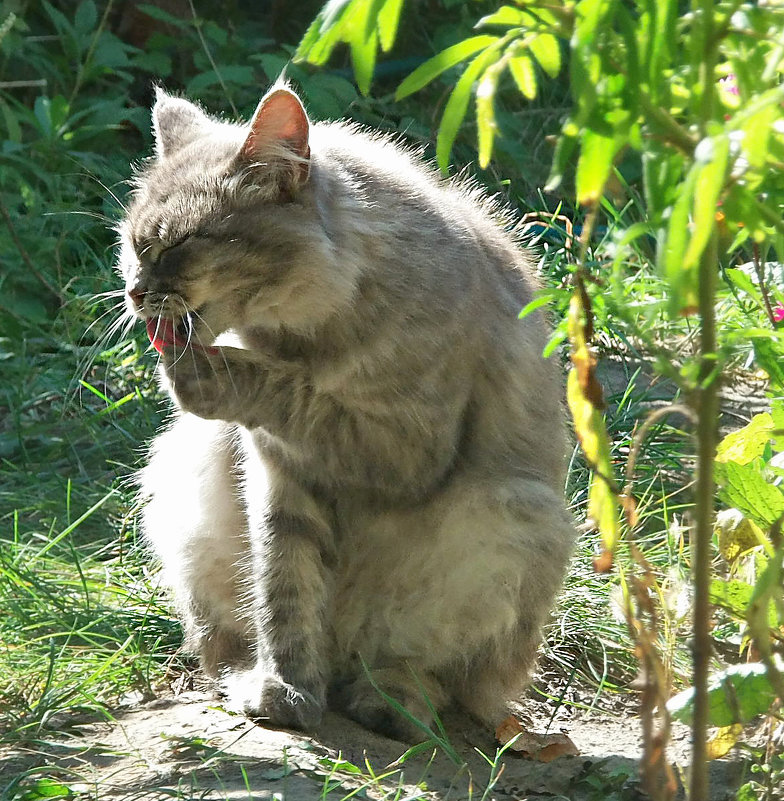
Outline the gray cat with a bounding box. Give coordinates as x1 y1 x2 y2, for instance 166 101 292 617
117 83 575 741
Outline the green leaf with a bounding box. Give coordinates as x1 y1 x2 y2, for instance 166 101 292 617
0 99 22 143
737 783 760 801
642 142 684 220
17 777 75 800
42 1 74 39
476 6 527 28
508 54 537 100
715 460 784 529
137 3 188 27
435 44 501 173
476 64 501 168
185 66 255 95
295 15 326 60
354 0 387 44
682 135 729 271
575 127 617 205
74 0 97 36
668 663 777 726
396 36 498 100
709 578 753 619
716 414 774 465
350 27 378 95
377 0 404 52
645 0 676 103
663 162 699 315
545 126 578 191
33 95 52 137
748 544 783 623
753 335 784 390
297 0 355 67
724 267 763 305
518 292 556 320
528 33 562 78
741 104 777 175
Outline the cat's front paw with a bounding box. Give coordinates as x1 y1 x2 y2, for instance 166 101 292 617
160 345 231 420
224 669 324 731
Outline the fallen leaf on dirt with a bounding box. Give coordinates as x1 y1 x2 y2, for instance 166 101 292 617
495 716 580 762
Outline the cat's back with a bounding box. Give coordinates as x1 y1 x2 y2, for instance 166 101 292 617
303 123 564 484
308 122 540 329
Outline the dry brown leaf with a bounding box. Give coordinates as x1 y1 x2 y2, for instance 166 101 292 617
495 716 580 762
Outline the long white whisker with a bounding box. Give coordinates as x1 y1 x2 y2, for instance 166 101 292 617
188 306 239 398
81 301 127 340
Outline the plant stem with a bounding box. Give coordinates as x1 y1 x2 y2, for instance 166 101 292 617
751 243 778 325
690 230 719 801
689 0 721 793
0 196 63 303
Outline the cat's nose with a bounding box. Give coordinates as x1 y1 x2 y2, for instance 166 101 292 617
128 286 147 307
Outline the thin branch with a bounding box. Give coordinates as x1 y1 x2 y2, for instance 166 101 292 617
186 0 238 117
0 196 63 303
0 80 47 89
751 243 779 326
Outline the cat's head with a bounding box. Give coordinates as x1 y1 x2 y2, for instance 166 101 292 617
117 85 355 345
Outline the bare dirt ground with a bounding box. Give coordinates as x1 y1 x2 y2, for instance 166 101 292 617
1 688 749 800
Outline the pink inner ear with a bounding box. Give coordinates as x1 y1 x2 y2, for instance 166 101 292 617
242 89 310 162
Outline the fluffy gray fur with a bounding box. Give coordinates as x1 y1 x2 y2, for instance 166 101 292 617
117 84 575 740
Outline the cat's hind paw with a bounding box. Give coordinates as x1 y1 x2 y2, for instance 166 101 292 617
332 671 442 743
224 669 324 731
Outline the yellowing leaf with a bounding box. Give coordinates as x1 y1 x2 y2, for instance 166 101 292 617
706 724 744 759
716 413 774 465
714 508 768 563
566 295 619 562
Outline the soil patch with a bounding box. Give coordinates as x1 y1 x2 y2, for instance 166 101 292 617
0 691 749 800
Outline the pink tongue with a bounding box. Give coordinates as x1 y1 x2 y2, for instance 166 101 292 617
145 317 178 353
144 316 219 355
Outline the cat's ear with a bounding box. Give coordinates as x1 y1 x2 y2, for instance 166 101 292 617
240 87 311 187
152 88 210 159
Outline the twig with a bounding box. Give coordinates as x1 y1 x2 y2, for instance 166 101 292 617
622 404 697 526
68 0 114 107
186 0 238 117
0 196 63 303
0 79 47 89
751 242 779 325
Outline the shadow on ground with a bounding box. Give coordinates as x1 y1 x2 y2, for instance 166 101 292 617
0 691 748 800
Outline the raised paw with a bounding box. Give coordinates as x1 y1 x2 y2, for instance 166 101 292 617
224 669 324 731
160 343 231 420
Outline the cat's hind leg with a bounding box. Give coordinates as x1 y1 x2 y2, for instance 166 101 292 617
333 475 575 734
330 663 447 742
140 414 252 676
